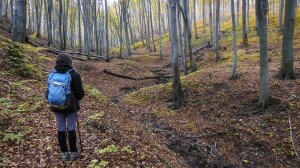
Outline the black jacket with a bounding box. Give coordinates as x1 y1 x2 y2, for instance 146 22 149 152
46 65 85 114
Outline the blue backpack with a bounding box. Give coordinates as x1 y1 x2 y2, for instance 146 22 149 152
47 69 73 110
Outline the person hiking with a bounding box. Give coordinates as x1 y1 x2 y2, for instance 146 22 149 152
46 53 84 161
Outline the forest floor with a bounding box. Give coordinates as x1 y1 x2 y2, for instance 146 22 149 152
1 10 300 168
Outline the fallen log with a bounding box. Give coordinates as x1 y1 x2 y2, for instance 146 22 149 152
103 69 172 80
44 48 107 60
192 42 211 54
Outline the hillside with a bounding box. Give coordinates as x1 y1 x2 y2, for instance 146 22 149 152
1 8 300 168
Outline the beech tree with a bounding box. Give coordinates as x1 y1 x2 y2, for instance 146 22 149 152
0 0 2 17
279 0 297 80
158 0 163 59
256 0 270 109
169 0 183 109
12 0 27 43
105 0 109 61
35 0 42 38
231 0 238 79
202 0 206 33
209 0 213 42
278 0 284 31
214 0 221 61
242 0 248 47
193 0 198 39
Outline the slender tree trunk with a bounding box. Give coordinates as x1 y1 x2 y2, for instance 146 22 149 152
45 0 53 46
169 0 183 109
193 0 198 39
119 2 123 58
279 0 296 80
242 0 248 47
177 3 187 75
158 0 163 59
237 0 240 27
278 0 284 31
59 0 64 50
0 0 3 17
83 0 91 58
12 0 27 43
122 0 130 59
166 4 171 41
105 0 109 61
209 0 213 42
5 0 8 17
148 0 156 51
215 0 221 61
63 0 69 50
93 0 99 55
231 0 238 79
8 0 14 31
247 0 250 31
183 0 196 72
28 0 32 31
35 0 42 38
77 0 82 53
202 0 206 33
256 0 270 109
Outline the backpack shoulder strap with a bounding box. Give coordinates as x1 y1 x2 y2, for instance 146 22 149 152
48 69 57 82
66 69 74 74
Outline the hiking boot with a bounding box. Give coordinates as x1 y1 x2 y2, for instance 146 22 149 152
60 152 69 162
69 151 80 161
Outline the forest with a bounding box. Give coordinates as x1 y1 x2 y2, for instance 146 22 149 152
0 0 300 167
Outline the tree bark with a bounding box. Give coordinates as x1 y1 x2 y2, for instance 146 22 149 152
0 0 3 17
105 0 110 61
279 0 296 80
148 0 156 51
202 0 206 33
237 0 240 27
182 0 196 72
193 0 198 39
209 0 213 42
119 2 123 58
122 0 131 59
12 0 27 43
278 0 284 31
214 0 221 61
77 0 82 53
242 0 248 47
35 0 42 38
256 0 270 109
59 0 64 50
158 0 163 59
231 0 238 79
169 0 183 109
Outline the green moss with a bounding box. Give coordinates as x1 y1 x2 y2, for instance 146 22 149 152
150 107 175 118
2 126 32 144
87 111 106 126
89 159 109 168
3 43 43 78
96 145 119 154
84 84 108 102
